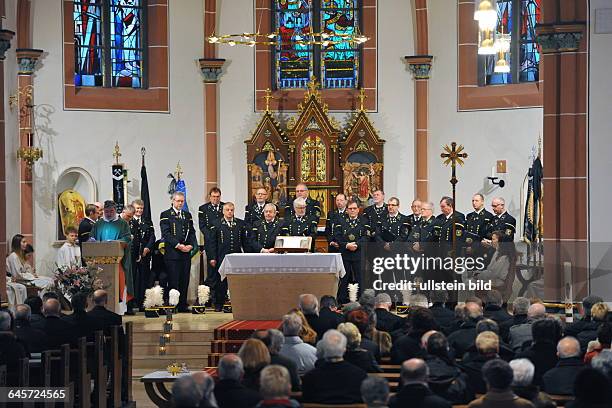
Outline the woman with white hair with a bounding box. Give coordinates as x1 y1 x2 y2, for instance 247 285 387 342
510 358 555 408
337 322 381 373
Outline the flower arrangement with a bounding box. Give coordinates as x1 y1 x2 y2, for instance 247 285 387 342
53 264 104 300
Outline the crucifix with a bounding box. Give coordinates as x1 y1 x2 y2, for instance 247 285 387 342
441 142 468 247
113 141 122 165
263 88 275 113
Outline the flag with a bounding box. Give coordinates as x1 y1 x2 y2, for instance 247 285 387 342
175 178 189 212
112 164 126 213
523 156 543 243
140 162 152 223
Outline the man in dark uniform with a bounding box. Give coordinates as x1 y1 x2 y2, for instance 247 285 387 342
406 201 439 283
244 187 276 228
198 187 224 305
208 202 250 311
376 197 411 248
78 204 98 265
486 197 517 242
250 203 283 253
131 199 156 311
160 192 196 312
407 199 422 226
284 183 322 222
436 196 465 305
325 193 348 253
280 197 318 251
334 200 372 304
362 190 388 237
464 193 494 263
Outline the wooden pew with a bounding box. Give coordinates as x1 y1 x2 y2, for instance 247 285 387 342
123 321 135 407
41 344 72 408
91 331 107 408
70 337 91 408
108 325 123 408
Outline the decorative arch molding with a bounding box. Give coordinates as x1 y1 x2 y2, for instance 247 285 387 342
56 167 98 203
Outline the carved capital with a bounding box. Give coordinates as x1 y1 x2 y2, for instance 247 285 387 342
198 58 226 83
16 48 44 75
404 55 434 80
536 23 586 54
0 29 16 60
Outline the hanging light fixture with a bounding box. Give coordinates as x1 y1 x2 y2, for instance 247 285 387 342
494 32 511 73
475 0 498 55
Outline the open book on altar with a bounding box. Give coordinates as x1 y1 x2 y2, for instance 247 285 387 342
274 236 312 253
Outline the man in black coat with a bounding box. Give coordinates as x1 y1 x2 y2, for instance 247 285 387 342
464 193 494 265
374 292 404 334
389 358 452 408
515 318 562 386
244 187 276 229
130 199 156 311
376 197 411 247
325 193 348 253
316 295 345 336
458 332 501 395
499 297 530 343
198 187 224 304
214 354 262 408
249 203 282 253
542 336 585 395
284 183 322 221
486 197 516 242
14 304 48 354
362 189 388 239
160 192 197 311
429 290 456 333
448 302 483 358
483 290 513 325
252 329 301 391
280 197 318 252
87 290 123 336
32 298 77 349
78 203 98 265
208 202 250 311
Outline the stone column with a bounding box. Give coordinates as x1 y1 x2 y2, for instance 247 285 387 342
537 0 588 300
405 56 433 201
0 27 15 302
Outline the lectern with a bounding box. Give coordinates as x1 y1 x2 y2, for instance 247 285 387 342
82 241 125 313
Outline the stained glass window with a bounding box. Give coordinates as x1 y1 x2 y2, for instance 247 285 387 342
482 0 540 86
73 0 146 88
274 0 361 89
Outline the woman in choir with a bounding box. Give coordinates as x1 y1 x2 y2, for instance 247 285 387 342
5 234 29 309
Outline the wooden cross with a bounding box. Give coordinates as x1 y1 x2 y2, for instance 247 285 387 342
263 88 275 113
113 141 122 165
358 88 367 111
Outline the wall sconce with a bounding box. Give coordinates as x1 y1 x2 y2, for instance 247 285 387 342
487 176 505 188
17 132 43 168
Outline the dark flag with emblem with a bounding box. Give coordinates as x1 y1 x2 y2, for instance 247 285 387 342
112 164 126 213
523 155 543 243
141 152 152 223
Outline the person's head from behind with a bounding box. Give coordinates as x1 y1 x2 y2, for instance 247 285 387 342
485 290 503 307
427 332 450 358
65 226 78 245
591 302 609 322
25 296 42 314
217 354 244 381
42 292 59 302
430 290 448 305
582 295 604 318
320 295 338 311
43 298 61 317
266 329 285 354
0 310 12 331
374 293 392 310
400 358 428 385
93 290 108 307
592 349 612 381
527 302 546 320
190 371 217 408
409 307 437 335
238 338 270 371
482 359 513 392
476 331 499 356
171 375 203 408
71 292 89 314
359 289 376 309
337 322 361 351
465 301 483 322
281 313 302 337
597 322 612 346
347 309 371 335
509 358 535 387
259 365 291 400
361 375 390 407
298 293 319 316
318 329 347 361
15 304 31 323
476 319 499 335
531 318 562 345
557 336 581 359
512 297 530 316
573 368 612 405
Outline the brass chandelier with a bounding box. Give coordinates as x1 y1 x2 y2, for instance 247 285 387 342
207 28 369 48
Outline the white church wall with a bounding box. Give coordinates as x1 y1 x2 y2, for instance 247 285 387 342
588 0 612 298
26 0 205 276
428 1 543 225
217 0 415 216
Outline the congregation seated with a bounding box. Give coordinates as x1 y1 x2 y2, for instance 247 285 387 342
337 322 381 373
0 309 27 386
565 295 604 338
591 349 612 382
32 298 77 349
172 371 217 408
508 302 547 352
14 304 47 354
24 296 44 323
302 329 368 404
61 292 97 341
500 297 530 344
428 290 455 334
467 359 534 408
214 354 262 408
483 290 512 325
462 318 515 361
424 331 474 404
361 375 390 408
510 358 556 408
347 308 387 362
575 302 609 353
448 301 483 358
567 368 612 408
374 292 404 335
299 294 345 342
391 306 437 364
389 358 452 408
251 329 300 391
86 289 123 336
255 365 300 408
278 313 317 375
585 324 612 365
286 308 317 345
459 331 502 394
515 318 562 386
542 336 585 396
238 338 271 391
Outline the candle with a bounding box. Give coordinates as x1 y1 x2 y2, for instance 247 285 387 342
490 166 495 179
27 133 33 147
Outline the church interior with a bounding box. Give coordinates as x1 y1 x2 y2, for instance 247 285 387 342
1 0 612 407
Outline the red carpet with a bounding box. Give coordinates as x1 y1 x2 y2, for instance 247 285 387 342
208 320 282 366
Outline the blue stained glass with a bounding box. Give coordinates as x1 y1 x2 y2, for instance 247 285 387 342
275 0 313 89
485 0 512 85
110 0 144 88
320 0 359 89
519 0 540 82
73 1 103 87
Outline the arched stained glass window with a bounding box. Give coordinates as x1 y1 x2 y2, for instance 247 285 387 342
481 0 541 86
274 0 361 90
74 0 146 88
